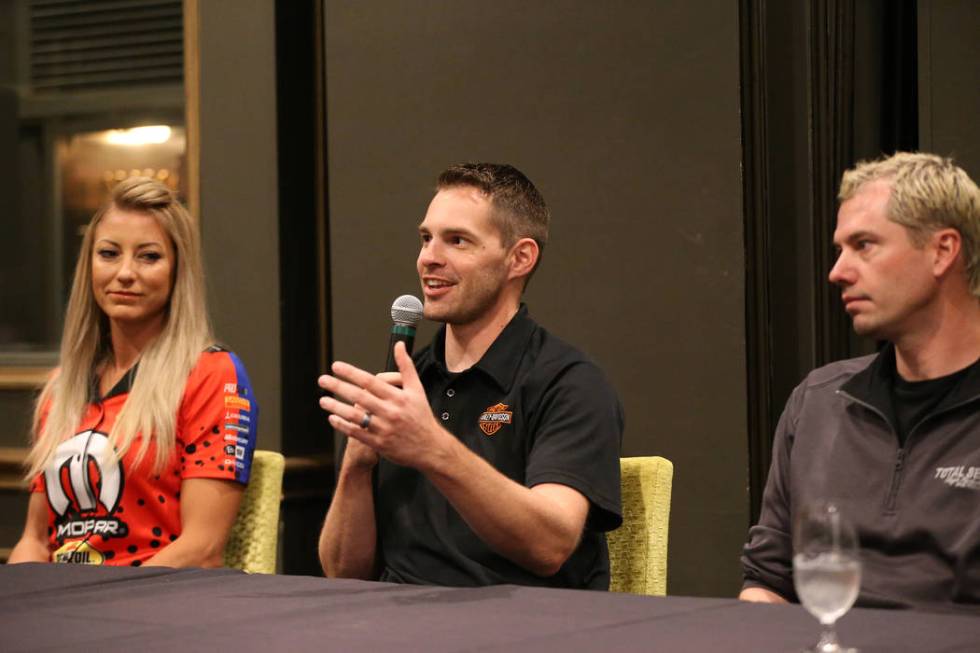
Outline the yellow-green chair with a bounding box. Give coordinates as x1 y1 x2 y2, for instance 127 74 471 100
223 450 285 574
607 455 673 596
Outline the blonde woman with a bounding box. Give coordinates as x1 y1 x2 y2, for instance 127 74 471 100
9 177 258 568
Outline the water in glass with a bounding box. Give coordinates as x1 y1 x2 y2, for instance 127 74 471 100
794 551 861 624
793 502 861 653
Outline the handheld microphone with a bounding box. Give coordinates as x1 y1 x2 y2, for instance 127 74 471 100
385 295 424 372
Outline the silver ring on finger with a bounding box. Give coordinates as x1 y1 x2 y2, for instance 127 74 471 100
359 411 372 430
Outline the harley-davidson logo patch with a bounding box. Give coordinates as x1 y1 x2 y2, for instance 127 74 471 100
479 403 513 436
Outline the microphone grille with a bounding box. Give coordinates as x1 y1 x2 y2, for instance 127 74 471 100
390 294 424 326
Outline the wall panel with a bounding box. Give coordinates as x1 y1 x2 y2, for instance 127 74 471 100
325 0 747 596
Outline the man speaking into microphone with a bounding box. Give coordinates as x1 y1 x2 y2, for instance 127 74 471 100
317 163 623 589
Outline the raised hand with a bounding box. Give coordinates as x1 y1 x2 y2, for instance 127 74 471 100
318 342 449 470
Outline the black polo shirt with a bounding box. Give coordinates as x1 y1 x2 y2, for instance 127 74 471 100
375 305 623 589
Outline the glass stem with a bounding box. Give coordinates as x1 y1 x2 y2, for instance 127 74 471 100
817 620 839 651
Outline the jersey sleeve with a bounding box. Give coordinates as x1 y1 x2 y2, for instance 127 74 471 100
525 361 624 532
177 350 259 484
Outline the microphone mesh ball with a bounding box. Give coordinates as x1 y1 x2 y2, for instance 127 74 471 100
391 295 424 326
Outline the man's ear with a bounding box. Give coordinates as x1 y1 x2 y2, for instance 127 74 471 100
932 228 962 278
508 238 539 282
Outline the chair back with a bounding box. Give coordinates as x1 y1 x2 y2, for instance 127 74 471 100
607 455 673 595
223 450 285 573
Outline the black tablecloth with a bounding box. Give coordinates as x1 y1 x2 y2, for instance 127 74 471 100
1 564 977 652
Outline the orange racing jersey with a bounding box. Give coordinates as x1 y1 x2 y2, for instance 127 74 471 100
29 348 258 566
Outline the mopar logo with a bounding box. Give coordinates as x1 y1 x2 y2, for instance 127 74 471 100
44 431 123 517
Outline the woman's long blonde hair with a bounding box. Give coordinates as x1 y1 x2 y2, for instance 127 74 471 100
26 177 213 478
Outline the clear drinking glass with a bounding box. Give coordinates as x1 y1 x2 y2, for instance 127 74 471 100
792 502 861 653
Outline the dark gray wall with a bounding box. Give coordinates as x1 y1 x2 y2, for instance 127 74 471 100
918 0 980 179
325 0 747 596
197 0 281 451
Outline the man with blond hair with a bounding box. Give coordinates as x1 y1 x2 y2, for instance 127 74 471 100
741 152 980 612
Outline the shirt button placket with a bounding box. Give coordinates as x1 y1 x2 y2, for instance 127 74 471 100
441 388 454 422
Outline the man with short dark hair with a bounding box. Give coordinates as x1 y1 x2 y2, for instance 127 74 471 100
741 152 980 612
318 163 623 589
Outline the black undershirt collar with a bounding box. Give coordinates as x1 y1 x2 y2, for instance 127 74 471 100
891 356 976 445
840 343 980 444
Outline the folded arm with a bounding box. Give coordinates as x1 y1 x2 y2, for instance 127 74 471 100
8 492 51 563
425 438 589 576
143 477 243 568
740 385 804 603
739 585 789 603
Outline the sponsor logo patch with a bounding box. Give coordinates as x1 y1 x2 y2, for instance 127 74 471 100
224 396 251 411
53 540 106 565
224 384 249 396
55 518 127 541
45 430 130 550
479 403 513 436
935 466 980 490
45 431 123 517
